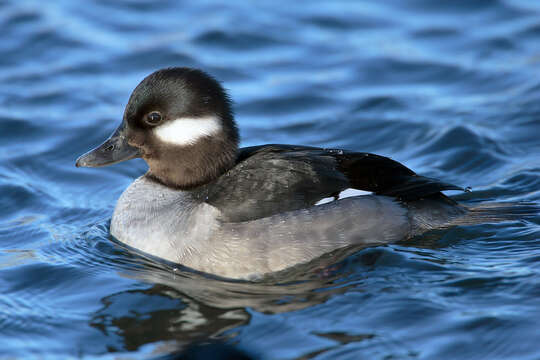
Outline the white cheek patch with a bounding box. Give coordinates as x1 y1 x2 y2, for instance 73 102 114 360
153 116 221 146
315 188 373 206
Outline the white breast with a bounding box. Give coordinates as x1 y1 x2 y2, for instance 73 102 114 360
110 176 220 263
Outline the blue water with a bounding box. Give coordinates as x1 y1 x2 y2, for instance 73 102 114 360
1 0 539 358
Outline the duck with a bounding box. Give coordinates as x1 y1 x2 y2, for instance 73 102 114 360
76 67 490 280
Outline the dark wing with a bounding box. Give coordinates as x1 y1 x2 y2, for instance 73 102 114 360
334 149 463 200
205 144 463 222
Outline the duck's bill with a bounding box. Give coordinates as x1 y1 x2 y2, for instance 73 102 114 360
75 124 141 167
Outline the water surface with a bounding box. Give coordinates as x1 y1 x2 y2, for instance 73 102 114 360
1 0 539 359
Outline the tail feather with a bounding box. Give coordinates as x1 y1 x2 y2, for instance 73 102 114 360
451 202 539 226
408 197 539 235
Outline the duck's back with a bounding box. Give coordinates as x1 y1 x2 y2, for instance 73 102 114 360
205 144 464 222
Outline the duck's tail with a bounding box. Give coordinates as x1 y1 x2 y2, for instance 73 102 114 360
451 202 539 226
407 195 539 236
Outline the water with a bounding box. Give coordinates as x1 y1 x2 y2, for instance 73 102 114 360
1 0 539 358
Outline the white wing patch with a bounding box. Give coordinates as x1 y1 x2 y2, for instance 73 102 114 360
315 188 373 206
153 116 221 146
339 188 372 198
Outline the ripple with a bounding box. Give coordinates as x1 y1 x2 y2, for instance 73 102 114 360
412 27 461 39
110 48 197 74
302 14 393 30
238 94 339 117
400 0 525 17
351 96 408 112
0 116 43 145
194 30 286 50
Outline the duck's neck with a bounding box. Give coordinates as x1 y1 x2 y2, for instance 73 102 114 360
145 135 238 190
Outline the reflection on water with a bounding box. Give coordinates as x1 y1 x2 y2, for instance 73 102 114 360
91 224 523 356
86 240 386 355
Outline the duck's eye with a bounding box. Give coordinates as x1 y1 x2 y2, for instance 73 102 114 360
145 111 162 126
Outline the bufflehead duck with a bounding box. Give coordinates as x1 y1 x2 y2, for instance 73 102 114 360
76 67 481 279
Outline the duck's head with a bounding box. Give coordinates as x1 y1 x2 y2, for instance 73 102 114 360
76 68 239 189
